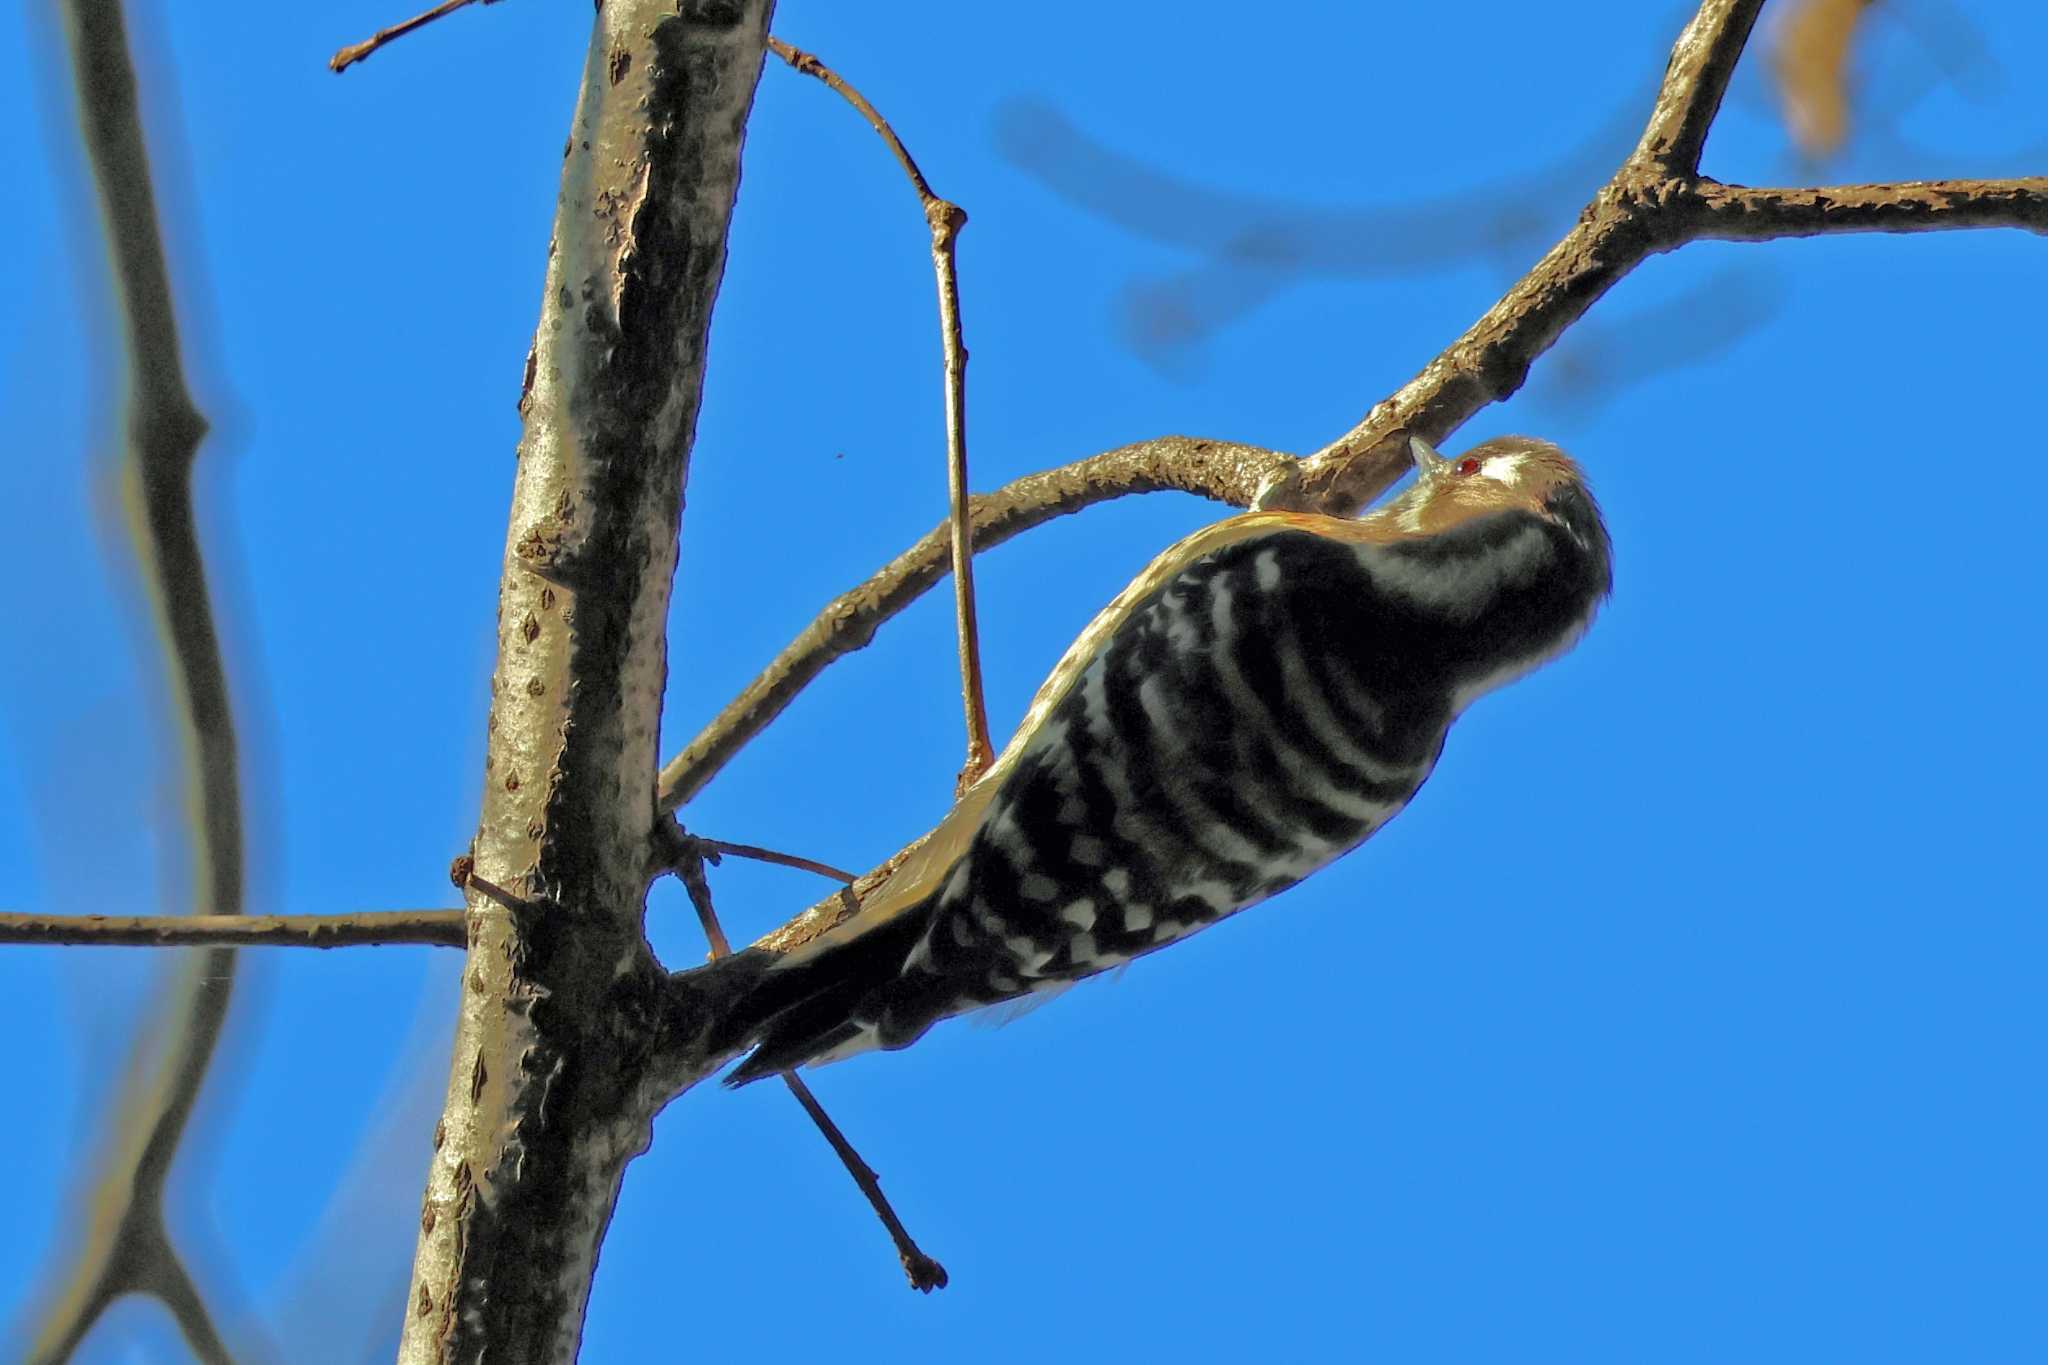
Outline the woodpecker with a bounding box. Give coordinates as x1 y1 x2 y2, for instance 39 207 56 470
718 434 1611 1084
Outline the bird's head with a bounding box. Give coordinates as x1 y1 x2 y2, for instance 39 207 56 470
1367 434 1606 555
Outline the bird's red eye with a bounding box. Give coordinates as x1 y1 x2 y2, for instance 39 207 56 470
1455 457 1482 476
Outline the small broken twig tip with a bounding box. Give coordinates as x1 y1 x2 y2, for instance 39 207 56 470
782 1073 950 1293
328 0 486 75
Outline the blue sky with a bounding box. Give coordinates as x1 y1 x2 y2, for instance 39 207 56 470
3 1 2044 1360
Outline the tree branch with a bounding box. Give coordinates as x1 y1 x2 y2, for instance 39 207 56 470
329 0 494 74
764 34 996 790
1271 35 2042 517
668 838 947 1288
1630 0 1767 174
1681 176 2048 237
0 910 465 949
655 436 1291 810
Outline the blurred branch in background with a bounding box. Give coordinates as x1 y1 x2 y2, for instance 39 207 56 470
993 92 1654 381
248 976 461 1363
992 95 1631 271
1532 262 1784 414
999 0 2031 390
15 0 250 1361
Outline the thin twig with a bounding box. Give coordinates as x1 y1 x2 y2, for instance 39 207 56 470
673 848 732 958
697 838 859 885
764 36 937 206
782 1073 950 1292
674 839 948 1289
329 0 489 74
0 910 467 949
767 36 994 791
932 203 990 792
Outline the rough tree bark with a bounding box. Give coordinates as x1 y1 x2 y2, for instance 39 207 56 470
396 3 774 1359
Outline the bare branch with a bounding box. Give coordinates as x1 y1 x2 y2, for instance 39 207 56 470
1632 0 1769 174
1275 34 2039 517
672 840 946 1287
329 0 494 74
765 36 937 203
767 36 994 788
138 1224 236 1365
0 910 466 949
696 837 858 885
783 1073 950 1292
656 436 1291 810
933 201 990 790
673 844 732 958
1681 176 2048 237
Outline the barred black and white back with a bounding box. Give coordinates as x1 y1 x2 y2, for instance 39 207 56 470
716 436 1612 1084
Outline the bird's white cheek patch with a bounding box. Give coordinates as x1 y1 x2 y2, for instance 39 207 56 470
1479 454 1520 483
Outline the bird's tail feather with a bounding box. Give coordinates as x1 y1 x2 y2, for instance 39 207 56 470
714 905 930 1087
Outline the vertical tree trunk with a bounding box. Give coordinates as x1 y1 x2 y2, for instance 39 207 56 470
398 3 774 1360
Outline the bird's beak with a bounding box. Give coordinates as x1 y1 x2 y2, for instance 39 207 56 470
1408 435 1447 478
